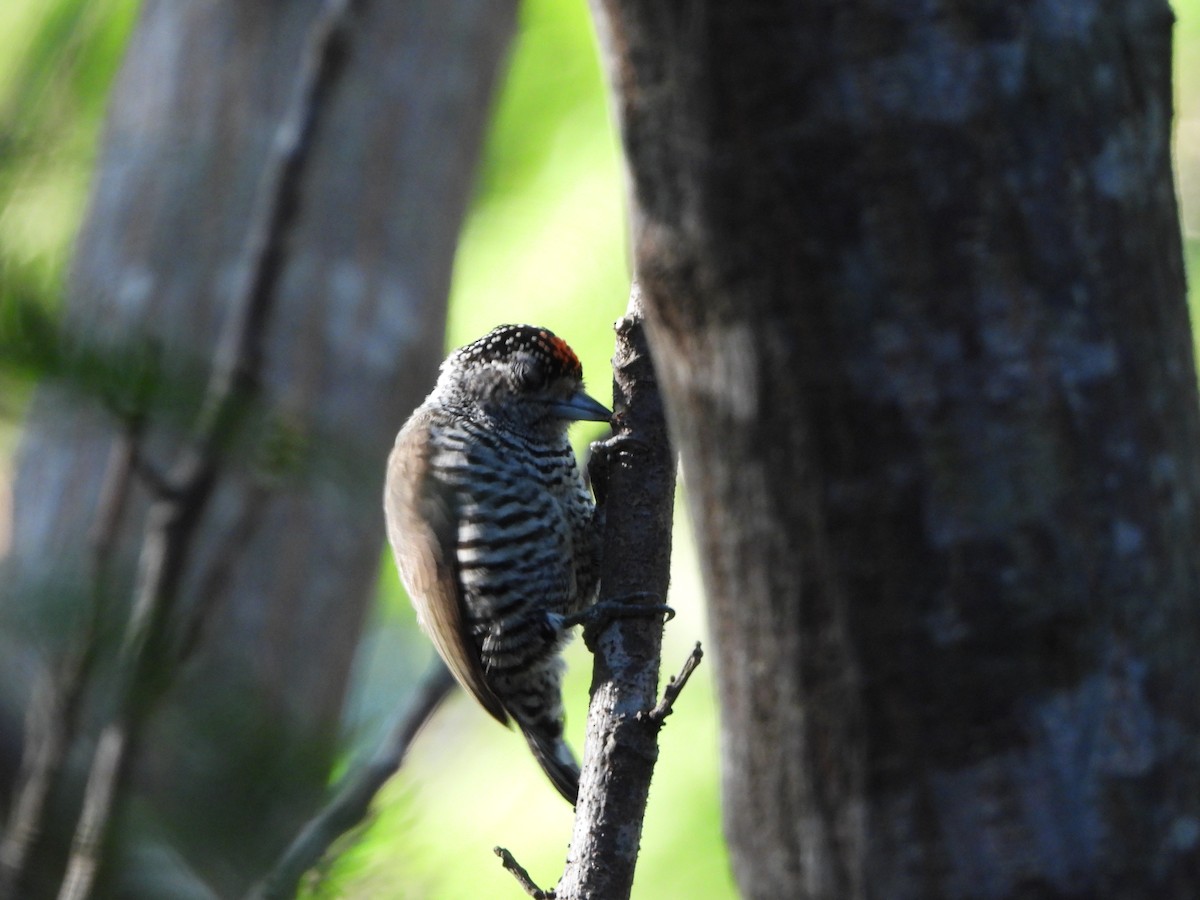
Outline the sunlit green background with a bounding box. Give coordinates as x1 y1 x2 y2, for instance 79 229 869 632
4 0 1200 897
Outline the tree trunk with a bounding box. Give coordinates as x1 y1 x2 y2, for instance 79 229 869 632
590 0 1200 897
1 0 514 894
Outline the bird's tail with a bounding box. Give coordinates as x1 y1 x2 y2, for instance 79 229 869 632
518 721 580 805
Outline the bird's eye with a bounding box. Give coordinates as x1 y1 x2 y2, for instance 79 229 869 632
512 358 545 391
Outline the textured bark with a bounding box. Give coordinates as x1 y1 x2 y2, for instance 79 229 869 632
556 286 677 900
0 0 514 895
591 1 1200 898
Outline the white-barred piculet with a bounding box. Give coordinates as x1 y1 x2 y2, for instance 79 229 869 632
384 324 608 804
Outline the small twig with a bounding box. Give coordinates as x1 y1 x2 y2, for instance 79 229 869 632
647 642 703 724
0 676 59 900
126 445 172 499
245 662 456 900
494 847 556 900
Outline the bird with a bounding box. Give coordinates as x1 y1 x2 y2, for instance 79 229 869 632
384 324 610 804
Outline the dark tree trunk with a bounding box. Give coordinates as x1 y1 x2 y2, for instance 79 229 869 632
1 0 514 895
590 0 1200 897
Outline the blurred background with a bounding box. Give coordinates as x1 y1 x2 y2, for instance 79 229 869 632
2 0 1199 897
0 0 730 897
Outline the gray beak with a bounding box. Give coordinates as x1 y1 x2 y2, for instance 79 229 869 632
552 389 611 422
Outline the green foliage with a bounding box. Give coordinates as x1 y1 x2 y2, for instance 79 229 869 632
0 0 139 453
1178 0 1200 335
0 0 138 282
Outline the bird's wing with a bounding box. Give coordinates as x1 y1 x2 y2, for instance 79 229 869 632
384 409 509 725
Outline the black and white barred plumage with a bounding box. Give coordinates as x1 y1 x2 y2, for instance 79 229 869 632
384 325 609 803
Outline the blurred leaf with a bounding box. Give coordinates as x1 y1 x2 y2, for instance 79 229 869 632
0 0 141 420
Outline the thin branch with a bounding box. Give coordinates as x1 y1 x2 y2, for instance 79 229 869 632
0 426 139 900
494 847 556 900
647 642 703 725
555 283 679 900
0 675 61 900
127 444 172 499
54 3 360 898
245 662 456 900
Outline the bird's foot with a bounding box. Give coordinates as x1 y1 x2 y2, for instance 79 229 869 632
564 593 675 649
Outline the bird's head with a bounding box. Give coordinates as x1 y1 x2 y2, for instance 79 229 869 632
434 324 611 435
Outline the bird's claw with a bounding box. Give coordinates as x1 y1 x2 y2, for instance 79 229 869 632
565 593 675 649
